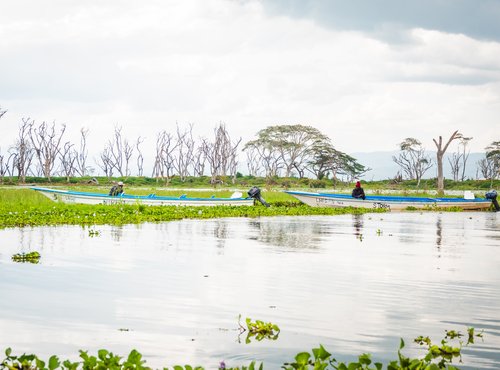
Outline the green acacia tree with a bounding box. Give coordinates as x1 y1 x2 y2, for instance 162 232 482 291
478 141 500 183
485 141 500 183
244 125 329 178
308 141 368 183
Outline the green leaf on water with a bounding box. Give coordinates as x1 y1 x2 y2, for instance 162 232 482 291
294 352 311 365
48 355 60 370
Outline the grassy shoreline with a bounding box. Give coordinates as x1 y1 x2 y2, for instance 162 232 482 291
0 188 383 229
0 175 498 192
1 175 496 228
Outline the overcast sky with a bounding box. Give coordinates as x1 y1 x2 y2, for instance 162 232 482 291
1 0 499 160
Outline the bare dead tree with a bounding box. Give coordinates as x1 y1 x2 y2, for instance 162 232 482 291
192 145 206 177
29 121 66 181
244 140 284 180
58 142 77 182
136 136 145 177
124 139 134 177
228 137 242 184
201 123 241 185
392 138 433 187
107 126 125 176
433 130 462 195
201 138 221 184
459 136 473 181
11 118 34 183
447 137 473 182
173 124 195 182
448 152 462 182
4 153 16 181
244 146 261 177
75 128 89 177
477 158 494 179
0 151 5 183
96 147 114 179
151 130 178 184
0 149 14 183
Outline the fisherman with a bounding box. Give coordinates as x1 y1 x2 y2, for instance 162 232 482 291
351 181 366 200
109 181 124 196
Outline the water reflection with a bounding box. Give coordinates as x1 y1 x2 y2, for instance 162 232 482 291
214 220 228 250
352 214 364 238
436 215 442 252
248 218 323 249
111 225 125 242
0 213 499 369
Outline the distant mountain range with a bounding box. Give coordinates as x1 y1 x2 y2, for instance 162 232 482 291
351 151 486 181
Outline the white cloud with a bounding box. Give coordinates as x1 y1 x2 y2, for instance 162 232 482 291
1 0 499 166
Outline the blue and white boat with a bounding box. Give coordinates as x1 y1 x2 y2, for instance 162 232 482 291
285 190 494 211
32 187 256 207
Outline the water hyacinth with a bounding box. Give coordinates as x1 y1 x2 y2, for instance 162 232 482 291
0 189 383 229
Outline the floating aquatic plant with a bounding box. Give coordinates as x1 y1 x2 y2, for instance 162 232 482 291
0 327 484 369
11 251 41 264
88 229 101 237
238 315 280 344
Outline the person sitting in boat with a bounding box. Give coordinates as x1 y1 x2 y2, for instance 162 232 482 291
352 181 366 200
109 181 124 196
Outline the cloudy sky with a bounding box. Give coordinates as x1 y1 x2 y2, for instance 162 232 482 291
1 0 499 161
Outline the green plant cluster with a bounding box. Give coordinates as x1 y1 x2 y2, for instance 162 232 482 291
0 189 382 229
11 251 41 263
239 317 280 344
0 328 483 370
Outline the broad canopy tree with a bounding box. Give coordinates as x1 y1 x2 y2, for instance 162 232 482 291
485 141 500 180
307 141 369 182
245 125 329 178
244 124 368 182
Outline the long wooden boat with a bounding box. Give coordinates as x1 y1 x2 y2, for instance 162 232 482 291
285 190 493 211
32 187 256 207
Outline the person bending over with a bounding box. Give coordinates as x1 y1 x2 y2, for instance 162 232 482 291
109 181 124 196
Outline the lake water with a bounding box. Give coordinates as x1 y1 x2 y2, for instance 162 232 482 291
0 212 499 369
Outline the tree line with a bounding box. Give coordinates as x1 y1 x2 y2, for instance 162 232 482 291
0 110 368 185
392 131 499 194
1 108 498 190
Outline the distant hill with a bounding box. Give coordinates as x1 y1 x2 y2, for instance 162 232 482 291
351 151 486 181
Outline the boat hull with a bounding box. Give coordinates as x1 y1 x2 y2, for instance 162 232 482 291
32 187 255 207
285 191 492 211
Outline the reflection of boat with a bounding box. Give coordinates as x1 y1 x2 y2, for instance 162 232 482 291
32 187 256 207
285 191 493 211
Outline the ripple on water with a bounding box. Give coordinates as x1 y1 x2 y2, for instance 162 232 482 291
0 213 499 369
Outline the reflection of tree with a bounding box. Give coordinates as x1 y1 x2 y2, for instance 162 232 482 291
214 220 228 250
111 225 124 242
436 216 442 248
248 219 322 249
352 214 364 238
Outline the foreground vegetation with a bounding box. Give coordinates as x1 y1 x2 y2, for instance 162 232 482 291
0 327 484 369
0 188 383 228
2 173 498 228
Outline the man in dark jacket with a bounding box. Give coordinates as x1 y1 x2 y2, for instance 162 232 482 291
352 181 366 200
109 181 124 196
